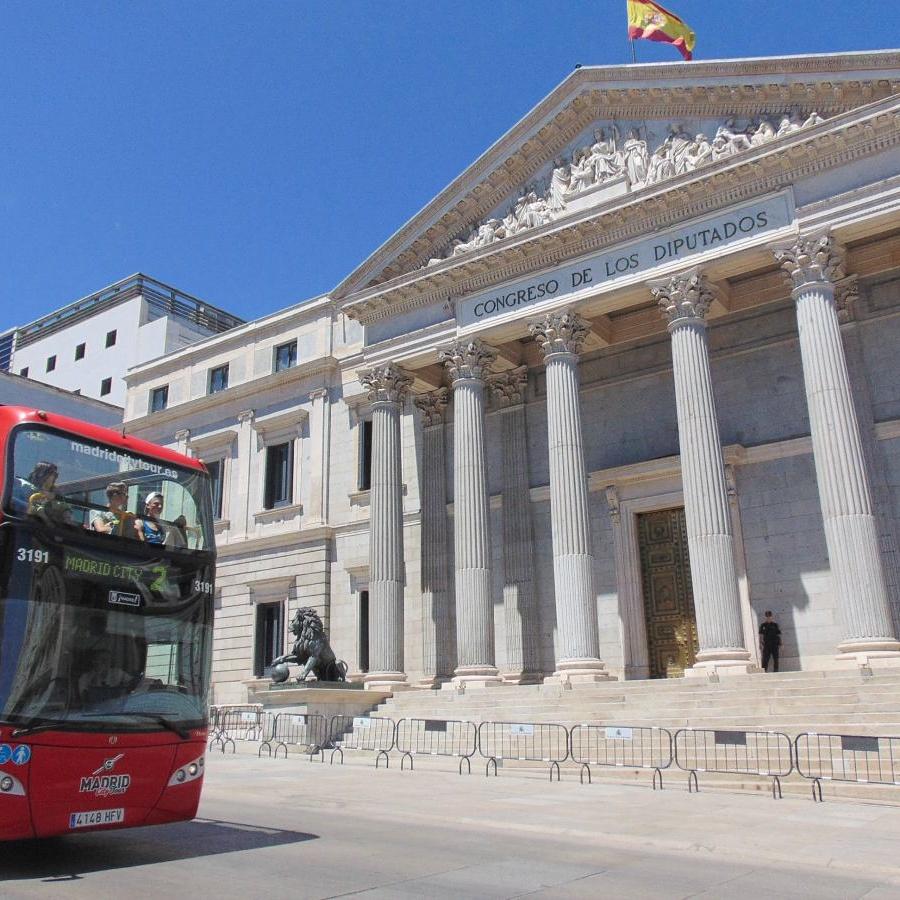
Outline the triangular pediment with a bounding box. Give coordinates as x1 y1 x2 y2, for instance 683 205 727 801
332 51 900 303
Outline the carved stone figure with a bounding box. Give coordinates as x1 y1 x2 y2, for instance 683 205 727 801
270 607 348 683
777 111 803 136
647 142 675 183
667 124 693 175
750 118 776 146
566 148 595 194
523 191 550 229
685 132 713 170
622 128 649 187
588 126 622 181
548 158 570 211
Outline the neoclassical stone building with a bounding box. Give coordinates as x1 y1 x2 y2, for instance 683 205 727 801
124 52 900 702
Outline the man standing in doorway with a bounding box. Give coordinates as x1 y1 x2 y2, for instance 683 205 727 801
759 611 782 672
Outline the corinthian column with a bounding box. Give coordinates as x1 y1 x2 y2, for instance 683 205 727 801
774 232 900 661
489 367 541 682
529 312 608 682
413 388 454 685
359 364 413 687
650 271 752 674
438 339 502 686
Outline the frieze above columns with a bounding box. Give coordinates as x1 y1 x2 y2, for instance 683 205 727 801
772 230 846 292
438 339 497 383
414 388 450 426
529 311 590 358
359 364 413 405
650 268 717 329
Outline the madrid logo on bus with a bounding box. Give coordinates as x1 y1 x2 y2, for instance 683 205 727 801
79 755 132 797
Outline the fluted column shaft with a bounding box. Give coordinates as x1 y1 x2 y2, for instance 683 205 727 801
775 233 900 658
530 313 607 681
652 271 751 672
359 365 412 686
439 340 502 684
415 390 453 682
491 369 540 681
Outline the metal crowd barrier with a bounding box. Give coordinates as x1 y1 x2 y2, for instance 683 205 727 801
570 724 673 788
260 713 331 761
329 715 396 768
674 728 793 798
395 718 478 774
477 722 569 781
209 704 265 753
794 732 900 802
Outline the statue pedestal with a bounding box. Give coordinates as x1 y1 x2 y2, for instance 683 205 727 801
243 678 392 720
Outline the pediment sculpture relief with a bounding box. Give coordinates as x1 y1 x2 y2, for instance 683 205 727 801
425 110 823 267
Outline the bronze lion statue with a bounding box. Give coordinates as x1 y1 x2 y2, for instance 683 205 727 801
270 607 347 684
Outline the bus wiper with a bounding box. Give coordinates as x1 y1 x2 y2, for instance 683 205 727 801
80 712 191 739
11 717 80 737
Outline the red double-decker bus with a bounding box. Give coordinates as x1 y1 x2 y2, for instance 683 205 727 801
0 406 215 840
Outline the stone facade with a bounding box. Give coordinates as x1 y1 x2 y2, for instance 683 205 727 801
123 53 900 702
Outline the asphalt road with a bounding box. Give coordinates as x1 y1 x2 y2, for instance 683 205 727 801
3 751 900 899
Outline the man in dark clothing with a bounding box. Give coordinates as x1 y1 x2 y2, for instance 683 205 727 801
759 610 782 672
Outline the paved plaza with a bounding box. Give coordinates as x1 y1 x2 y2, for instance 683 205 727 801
3 752 900 898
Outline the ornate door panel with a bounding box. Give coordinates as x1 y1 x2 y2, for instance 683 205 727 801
637 508 699 678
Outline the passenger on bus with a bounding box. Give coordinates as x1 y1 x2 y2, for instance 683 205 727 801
90 482 135 537
78 649 130 702
25 461 72 524
134 492 166 544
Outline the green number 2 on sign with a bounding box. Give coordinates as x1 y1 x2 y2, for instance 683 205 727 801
149 565 168 593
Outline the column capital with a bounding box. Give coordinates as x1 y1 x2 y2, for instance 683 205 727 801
772 230 846 293
414 387 450 426
529 311 589 358
605 485 621 526
488 366 528 409
308 387 329 401
174 428 191 443
438 339 497 384
237 409 255 424
359 363 412 405
650 268 717 329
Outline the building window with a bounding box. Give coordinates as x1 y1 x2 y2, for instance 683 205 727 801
74 342 86 361
206 459 224 519
149 385 169 413
359 589 369 673
100 377 112 396
19 367 28 378
358 418 373 490
264 441 294 509
254 601 284 677
274 340 297 373
208 364 229 394
105 329 117 348
46 355 56 373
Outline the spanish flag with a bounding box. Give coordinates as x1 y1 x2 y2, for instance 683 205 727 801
627 0 696 61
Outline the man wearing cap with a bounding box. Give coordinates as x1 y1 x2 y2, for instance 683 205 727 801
758 611 782 672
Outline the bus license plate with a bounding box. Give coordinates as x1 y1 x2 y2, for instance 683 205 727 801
69 808 125 829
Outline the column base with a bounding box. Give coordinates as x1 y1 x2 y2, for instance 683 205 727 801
545 657 611 685
450 665 503 688
501 670 544 685
686 648 755 678
836 639 900 659
417 675 452 689
364 671 408 690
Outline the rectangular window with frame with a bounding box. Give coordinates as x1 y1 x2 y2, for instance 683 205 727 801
274 340 297 373
105 329 117 347
206 458 224 520
149 385 168 413
74 342 86 361
358 418 373 491
208 364 229 394
263 441 294 509
100 377 112 396
254 601 284 677
46 355 56 373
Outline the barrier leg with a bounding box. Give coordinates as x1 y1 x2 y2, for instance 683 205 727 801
772 775 783 800
550 761 560 783
258 742 272 758
330 748 343 766
223 738 235 755
401 752 413 771
687 770 699 793
579 764 591 785
812 778 823 803
485 758 498 777
459 756 471 775
653 768 663 791
376 750 389 769
275 743 287 760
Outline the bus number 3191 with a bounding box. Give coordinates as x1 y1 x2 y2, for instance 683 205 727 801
17 548 50 564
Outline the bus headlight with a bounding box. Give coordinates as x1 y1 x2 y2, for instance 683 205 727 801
168 754 205 787
0 776 13 792
0 773 25 796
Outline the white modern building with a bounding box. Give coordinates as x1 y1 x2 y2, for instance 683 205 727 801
124 51 900 704
8 273 244 408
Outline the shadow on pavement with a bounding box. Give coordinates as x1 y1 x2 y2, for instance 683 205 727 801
0 817 317 882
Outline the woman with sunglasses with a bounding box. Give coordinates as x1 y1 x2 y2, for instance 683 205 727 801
134 492 167 544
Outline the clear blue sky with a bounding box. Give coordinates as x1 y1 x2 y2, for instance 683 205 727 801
1 1 897 329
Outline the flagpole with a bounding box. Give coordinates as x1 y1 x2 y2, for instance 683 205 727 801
630 38 637 63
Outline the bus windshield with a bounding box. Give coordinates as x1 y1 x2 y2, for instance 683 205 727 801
6 426 213 553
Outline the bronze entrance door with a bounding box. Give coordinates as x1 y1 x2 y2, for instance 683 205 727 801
637 508 699 678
